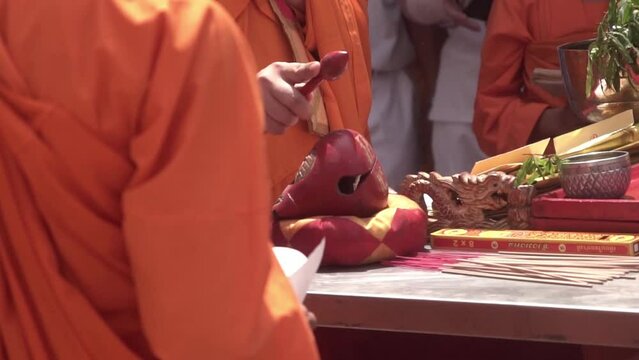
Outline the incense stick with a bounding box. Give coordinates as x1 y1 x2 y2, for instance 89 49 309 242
441 268 594 287
444 264 606 284
385 250 639 287
457 259 590 285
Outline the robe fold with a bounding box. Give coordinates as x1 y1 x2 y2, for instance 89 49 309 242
0 0 317 358
217 0 372 199
473 0 607 156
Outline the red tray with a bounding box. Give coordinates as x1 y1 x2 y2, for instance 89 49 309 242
531 164 639 232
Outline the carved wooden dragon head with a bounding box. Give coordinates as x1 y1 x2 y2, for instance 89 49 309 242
399 171 535 233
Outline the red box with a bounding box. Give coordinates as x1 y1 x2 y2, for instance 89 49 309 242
431 229 639 256
531 164 639 232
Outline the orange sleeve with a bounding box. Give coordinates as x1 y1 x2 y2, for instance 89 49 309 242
473 0 549 156
352 0 372 73
122 2 316 358
305 0 372 138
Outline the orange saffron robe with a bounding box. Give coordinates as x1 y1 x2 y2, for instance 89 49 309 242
0 0 317 358
218 0 372 199
473 0 608 156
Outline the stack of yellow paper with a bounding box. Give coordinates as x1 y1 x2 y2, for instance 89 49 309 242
471 110 637 177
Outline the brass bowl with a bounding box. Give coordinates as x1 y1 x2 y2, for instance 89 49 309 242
558 40 639 123
559 151 631 199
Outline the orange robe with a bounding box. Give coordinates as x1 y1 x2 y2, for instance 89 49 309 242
218 0 372 199
473 0 608 156
0 0 317 358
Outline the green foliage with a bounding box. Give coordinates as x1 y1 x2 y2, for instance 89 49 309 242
514 155 562 187
586 0 639 95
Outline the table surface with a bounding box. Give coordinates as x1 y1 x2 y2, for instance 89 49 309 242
306 264 639 348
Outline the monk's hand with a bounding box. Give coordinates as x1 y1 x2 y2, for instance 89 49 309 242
529 107 588 143
258 61 321 135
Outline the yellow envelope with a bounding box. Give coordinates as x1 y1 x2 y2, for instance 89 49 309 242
553 110 634 156
470 109 634 175
471 139 550 175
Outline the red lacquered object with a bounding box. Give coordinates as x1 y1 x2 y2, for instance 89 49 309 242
298 51 349 97
273 129 388 219
531 163 639 232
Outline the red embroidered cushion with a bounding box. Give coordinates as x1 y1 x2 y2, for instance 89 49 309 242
272 194 427 266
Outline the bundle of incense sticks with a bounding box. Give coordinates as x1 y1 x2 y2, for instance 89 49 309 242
385 251 639 287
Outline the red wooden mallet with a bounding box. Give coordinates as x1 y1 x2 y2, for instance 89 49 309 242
298 50 349 97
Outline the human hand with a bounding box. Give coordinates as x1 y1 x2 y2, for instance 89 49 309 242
529 107 588 143
441 0 481 31
257 61 321 135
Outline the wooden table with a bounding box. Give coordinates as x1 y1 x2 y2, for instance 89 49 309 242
306 265 639 348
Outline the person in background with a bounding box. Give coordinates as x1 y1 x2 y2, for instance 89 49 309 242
368 0 482 188
429 0 491 175
473 0 608 156
217 0 372 201
0 0 317 358
367 0 421 189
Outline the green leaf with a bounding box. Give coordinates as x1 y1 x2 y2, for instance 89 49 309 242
609 0 619 23
513 155 562 187
621 0 633 24
587 0 639 96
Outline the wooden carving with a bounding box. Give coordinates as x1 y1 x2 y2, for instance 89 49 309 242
399 171 535 233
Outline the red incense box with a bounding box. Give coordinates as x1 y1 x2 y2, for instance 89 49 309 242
431 229 639 256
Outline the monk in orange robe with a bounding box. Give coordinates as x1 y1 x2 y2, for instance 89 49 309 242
0 0 317 358
218 0 372 199
473 0 608 156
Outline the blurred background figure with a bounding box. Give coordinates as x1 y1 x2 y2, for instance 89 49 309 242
368 0 422 189
368 0 486 189
429 0 491 175
473 0 608 156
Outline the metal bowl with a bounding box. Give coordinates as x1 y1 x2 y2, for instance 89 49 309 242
559 151 631 199
558 40 639 123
